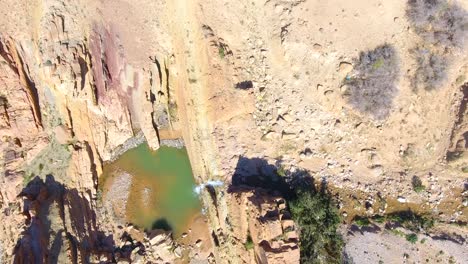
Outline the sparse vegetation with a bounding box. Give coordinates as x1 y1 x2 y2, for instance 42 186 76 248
244 233 254 250
218 45 225 59
351 210 435 240
406 0 467 48
406 233 418 244
344 44 399 119
168 102 178 121
354 216 371 227
386 211 435 232
289 184 343 264
411 48 448 91
23 173 35 186
411 175 426 192
390 229 406 237
406 0 467 91
279 141 296 154
276 165 287 177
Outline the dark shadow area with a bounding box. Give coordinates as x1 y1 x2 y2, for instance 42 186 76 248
229 157 292 198
235 81 253 90
350 224 382 234
432 232 466 245
151 218 172 232
211 231 220 247
13 175 139 264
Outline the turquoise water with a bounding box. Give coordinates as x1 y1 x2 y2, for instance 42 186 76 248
101 143 200 236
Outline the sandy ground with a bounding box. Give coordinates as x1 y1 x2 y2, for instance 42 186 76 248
344 225 468 264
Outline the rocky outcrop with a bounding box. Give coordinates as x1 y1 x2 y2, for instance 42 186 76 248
199 179 299 264
13 176 179 263
14 176 116 263
226 187 299 264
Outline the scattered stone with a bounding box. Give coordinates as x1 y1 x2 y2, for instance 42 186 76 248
282 132 296 140
195 239 203 248
281 113 294 123
338 61 353 74
174 246 183 258
160 138 185 149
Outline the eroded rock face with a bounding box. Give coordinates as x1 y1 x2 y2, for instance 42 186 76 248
14 176 115 263
0 1 172 262
13 176 178 263
206 186 299 264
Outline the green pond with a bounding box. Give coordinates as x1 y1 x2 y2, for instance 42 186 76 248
101 143 201 236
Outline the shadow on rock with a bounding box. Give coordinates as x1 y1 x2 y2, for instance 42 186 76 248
151 218 172 232
228 156 292 197
13 175 138 264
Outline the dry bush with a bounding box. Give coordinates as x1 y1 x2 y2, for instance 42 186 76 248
406 0 468 48
407 0 467 91
345 44 399 120
411 47 448 90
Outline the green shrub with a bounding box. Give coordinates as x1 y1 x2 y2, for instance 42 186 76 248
289 186 343 264
218 46 225 59
244 233 254 250
411 175 426 193
276 165 287 177
387 211 434 231
406 233 418 244
354 216 371 227
372 215 386 223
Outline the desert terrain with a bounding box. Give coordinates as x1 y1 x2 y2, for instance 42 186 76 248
0 0 467 263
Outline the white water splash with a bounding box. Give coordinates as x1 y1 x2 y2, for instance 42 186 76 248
194 180 224 195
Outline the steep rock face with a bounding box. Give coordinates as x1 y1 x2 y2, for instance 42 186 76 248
222 187 299 264
13 176 168 263
0 1 173 262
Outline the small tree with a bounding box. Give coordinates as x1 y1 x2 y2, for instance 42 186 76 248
289 185 343 264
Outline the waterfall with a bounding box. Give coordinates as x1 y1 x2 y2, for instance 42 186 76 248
194 180 224 195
